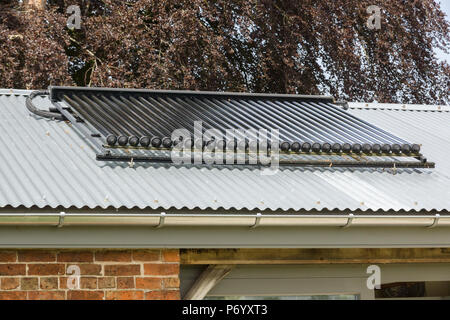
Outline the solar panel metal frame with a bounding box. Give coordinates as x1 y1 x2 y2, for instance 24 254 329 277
49 86 434 169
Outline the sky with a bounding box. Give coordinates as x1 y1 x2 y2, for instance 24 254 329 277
436 0 450 63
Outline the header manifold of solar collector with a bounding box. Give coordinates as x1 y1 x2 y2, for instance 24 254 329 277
41 86 434 169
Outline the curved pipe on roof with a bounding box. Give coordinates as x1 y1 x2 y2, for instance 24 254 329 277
26 90 65 121
0 213 446 228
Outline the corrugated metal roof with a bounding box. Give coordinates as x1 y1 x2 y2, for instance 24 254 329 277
0 90 449 213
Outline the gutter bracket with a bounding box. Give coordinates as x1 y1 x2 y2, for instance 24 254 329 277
155 212 166 228
57 212 65 228
250 213 262 229
427 214 440 229
342 214 354 228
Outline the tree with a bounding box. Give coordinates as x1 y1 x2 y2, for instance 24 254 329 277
0 0 449 104
26 0 45 10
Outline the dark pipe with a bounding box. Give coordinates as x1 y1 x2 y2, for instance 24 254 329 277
301 142 311 152
216 140 226 151
151 137 162 148
161 137 172 148
140 136 151 147
248 140 258 151
129 136 139 147
118 135 129 146
96 153 435 169
342 143 351 153
332 143 341 153
322 143 331 152
311 143 321 152
280 142 290 152
352 143 361 153
291 142 301 152
227 140 237 151
402 144 411 154
195 139 206 150
362 144 372 154
381 144 391 153
26 90 65 121
184 138 194 149
392 144 401 154
411 144 421 153
106 134 117 146
372 144 381 153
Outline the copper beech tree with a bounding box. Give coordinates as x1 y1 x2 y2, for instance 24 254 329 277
0 0 449 104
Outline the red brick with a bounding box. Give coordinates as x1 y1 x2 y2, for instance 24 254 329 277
18 250 56 262
98 277 115 289
0 251 16 262
104 264 140 276
132 250 160 262
0 291 27 300
0 277 20 290
80 277 97 289
63 264 101 276
28 264 64 276
67 290 104 300
162 250 180 263
28 291 65 300
117 277 134 289
143 263 179 276
164 290 180 300
163 277 180 289
144 291 164 300
21 277 38 290
59 277 73 290
0 264 26 276
78 264 102 275
106 290 144 300
57 251 93 262
136 277 161 290
145 290 180 300
95 251 131 262
40 277 58 290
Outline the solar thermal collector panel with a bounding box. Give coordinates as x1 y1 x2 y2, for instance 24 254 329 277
45 86 430 168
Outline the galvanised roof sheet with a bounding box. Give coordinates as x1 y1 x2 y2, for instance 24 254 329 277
0 90 449 213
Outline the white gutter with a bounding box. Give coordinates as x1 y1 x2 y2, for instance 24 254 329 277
0 212 446 228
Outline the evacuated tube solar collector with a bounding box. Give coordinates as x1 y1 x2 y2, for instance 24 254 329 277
46 86 429 168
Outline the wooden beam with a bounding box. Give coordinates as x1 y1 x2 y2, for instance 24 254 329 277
181 248 450 265
184 265 235 300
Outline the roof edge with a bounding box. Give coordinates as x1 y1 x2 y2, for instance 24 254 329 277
0 89 35 96
348 102 450 112
48 86 335 102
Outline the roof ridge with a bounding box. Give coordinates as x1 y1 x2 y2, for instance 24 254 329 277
348 102 449 112
0 89 32 96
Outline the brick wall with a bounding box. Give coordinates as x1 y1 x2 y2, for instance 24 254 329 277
0 249 180 300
